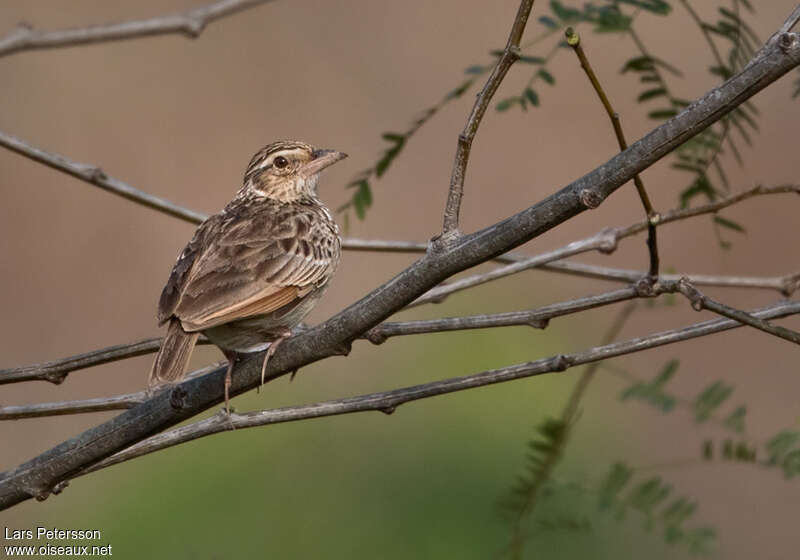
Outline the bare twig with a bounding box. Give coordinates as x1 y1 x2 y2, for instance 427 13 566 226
368 286 639 343
408 229 617 307
77 299 800 479
0 338 212 386
0 363 224 420
676 279 800 345
0 394 145 420
2 18 797 509
0 131 207 224
439 0 536 241
545 261 800 296
0 0 276 58
566 27 660 277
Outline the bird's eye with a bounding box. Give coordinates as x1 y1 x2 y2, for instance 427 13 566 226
273 156 289 169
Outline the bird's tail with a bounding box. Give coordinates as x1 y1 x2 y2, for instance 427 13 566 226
148 318 199 389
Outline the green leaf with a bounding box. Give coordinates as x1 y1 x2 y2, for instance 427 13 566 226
620 360 678 412
519 55 546 64
616 0 671 15
598 462 632 510
538 68 555 85
446 79 474 100
637 87 667 102
381 132 404 143
713 215 746 233
764 430 800 466
496 97 518 112
524 88 540 107
538 15 560 29
693 381 734 423
464 65 486 75
648 108 677 120
723 406 747 433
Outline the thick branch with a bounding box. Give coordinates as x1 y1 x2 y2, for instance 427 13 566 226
1 22 797 510
79 299 800 479
0 0 275 58
440 0 535 239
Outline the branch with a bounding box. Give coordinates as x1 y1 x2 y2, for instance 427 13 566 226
566 27 660 277
0 131 207 224
368 286 639 342
0 0 276 58
2 18 798 509
0 394 144 420
408 229 617 307
439 0 535 240
0 337 211 386
0 363 223 420
77 299 800 480
544 261 800 296
676 279 800 345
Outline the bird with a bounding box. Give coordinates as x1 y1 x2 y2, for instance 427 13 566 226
147 140 346 412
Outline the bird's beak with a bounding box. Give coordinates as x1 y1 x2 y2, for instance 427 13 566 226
304 149 348 175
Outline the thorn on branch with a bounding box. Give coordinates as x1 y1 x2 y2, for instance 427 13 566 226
380 405 396 415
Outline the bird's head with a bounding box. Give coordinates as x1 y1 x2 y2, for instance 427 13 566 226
242 140 347 202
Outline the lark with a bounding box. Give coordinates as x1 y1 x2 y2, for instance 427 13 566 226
148 140 346 411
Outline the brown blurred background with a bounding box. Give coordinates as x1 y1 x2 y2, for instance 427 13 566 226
1 1 799 558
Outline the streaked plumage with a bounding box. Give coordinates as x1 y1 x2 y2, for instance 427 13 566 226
148 141 346 410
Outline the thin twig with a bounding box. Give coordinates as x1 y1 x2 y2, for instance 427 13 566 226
676 279 800 345
0 0 276 58
0 338 211 386
439 0 536 241
0 394 145 420
77 299 800 479
566 27 660 277
0 131 207 224
545 261 800 296
367 286 639 343
408 229 618 307
0 363 224 420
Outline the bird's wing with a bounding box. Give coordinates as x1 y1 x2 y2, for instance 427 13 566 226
157 204 337 332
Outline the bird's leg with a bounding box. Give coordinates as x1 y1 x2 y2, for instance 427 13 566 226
260 330 293 389
221 350 239 415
